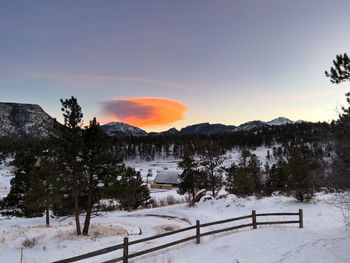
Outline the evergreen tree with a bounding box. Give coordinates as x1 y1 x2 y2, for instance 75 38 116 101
0 152 43 217
286 146 318 202
225 163 238 194
105 166 151 211
56 96 84 235
247 154 263 194
198 143 224 197
325 53 350 189
266 150 271 161
225 163 255 197
325 53 350 84
239 148 251 168
80 118 122 235
265 160 289 195
25 155 59 225
225 154 262 197
177 149 201 203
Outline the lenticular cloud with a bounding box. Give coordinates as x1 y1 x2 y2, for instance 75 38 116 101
101 97 188 127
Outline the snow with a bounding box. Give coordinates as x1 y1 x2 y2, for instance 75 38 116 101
0 155 349 263
128 145 275 173
0 157 14 199
101 122 147 136
0 192 349 263
267 117 294 126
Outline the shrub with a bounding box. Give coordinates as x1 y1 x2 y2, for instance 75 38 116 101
22 237 36 248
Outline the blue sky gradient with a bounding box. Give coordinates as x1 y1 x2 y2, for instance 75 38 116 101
1 0 349 131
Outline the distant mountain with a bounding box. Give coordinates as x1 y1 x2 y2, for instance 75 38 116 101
148 128 180 136
101 122 147 137
179 123 236 135
266 117 294 126
0 103 303 139
149 117 297 136
236 117 296 131
236 120 267 131
161 128 180 135
0 102 56 138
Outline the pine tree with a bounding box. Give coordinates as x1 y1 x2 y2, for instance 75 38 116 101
239 148 251 168
225 163 238 194
177 148 201 203
247 154 263 194
286 146 318 202
265 160 289 195
106 166 151 211
225 163 255 197
56 96 84 235
80 118 122 235
25 155 59 226
225 154 263 197
325 53 350 189
266 150 271 161
198 143 224 197
0 152 43 217
325 53 350 84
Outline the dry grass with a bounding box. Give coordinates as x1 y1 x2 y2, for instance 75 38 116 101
22 237 36 248
54 223 131 240
89 223 129 237
151 195 186 208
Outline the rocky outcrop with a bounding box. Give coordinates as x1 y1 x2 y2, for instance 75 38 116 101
0 102 56 138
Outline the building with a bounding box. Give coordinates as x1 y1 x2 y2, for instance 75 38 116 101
153 171 181 185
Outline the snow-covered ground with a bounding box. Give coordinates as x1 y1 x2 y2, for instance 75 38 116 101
0 157 14 199
127 146 275 173
1 151 349 263
0 147 274 202
0 193 349 263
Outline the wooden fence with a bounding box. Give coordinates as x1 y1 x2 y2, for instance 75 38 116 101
53 209 303 263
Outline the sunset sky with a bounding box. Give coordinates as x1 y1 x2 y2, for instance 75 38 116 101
1 0 350 132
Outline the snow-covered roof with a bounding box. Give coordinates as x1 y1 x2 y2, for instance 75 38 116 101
154 171 181 185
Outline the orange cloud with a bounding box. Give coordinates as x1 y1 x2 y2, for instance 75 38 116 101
101 97 189 127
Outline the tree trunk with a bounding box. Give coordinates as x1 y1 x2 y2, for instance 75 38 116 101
211 170 216 197
46 186 50 226
46 202 50 226
82 184 93 235
74 188 81 235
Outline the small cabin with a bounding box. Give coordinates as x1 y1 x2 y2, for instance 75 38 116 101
153 171 181 186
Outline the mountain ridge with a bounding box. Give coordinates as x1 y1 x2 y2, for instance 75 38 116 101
100 122 147 137
0 102 57 138
0 102 304 138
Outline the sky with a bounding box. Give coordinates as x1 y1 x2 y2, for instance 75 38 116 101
1 0 350 132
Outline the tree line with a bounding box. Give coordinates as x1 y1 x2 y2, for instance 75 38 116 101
0 97 151 236
0 53 349 232
177 143 323 204
112 121 333 162
177 52 350 204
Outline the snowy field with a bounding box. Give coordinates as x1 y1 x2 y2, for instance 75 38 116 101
1 150 349 263
0 193 349 263
0 158 14 199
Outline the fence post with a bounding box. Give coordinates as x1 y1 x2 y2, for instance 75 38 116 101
252 210 257 229
123 237 129 263
299 209 303 228
196 220 200 244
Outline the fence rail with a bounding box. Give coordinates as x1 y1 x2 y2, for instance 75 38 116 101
53 209 303 263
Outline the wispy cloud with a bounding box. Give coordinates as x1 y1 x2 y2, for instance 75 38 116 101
100 97 189 127
258 88 346 100
28 72 191 89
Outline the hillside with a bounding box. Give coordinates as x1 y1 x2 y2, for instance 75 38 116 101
0 102 56 138
101 121 147 137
